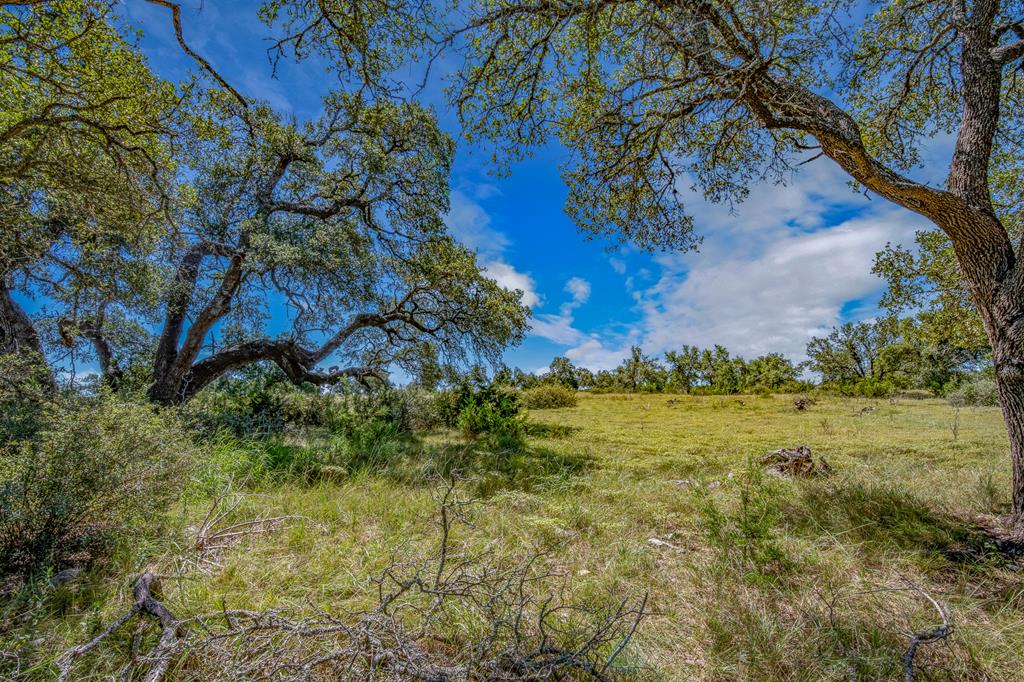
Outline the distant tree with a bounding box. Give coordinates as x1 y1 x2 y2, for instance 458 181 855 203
593 369 619 392
806 320 899 385
547 356 579 389
147 98 527 404
875 230 993 359
574 366 596 391
451 0 1024 515
698 345 745 394
0 2 531 407
664 345 702 393
741 353 799 392
618 345 666 392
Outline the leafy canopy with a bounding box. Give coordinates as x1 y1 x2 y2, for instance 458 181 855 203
450 0 1024 249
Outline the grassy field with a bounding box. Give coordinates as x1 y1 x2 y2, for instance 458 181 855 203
11 393 1024 680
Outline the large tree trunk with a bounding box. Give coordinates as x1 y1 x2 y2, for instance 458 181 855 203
942 209 1024 517
994 347 1024 518
0 281 44 358
0 280 56 391
979 299 1024 519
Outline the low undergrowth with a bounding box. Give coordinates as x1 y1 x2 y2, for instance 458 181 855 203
3 393 1024 680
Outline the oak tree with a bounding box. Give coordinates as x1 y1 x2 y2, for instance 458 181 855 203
451 0 1024 514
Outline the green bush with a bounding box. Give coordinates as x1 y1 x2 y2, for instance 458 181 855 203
0 353 52 443
853 378 895 398
947 377 1000 407
436 382 522 429
0 396 194 577
185 364 357 438
521 384 578 409
437 381 526 450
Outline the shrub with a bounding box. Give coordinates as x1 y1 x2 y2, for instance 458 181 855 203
521 384 578 409
437 382 527 450
853 378 895 398
436 382 522 429
0 353 52 443
373 387 445 433
0 396 194 577
947 377 1000 407
185 364 355 438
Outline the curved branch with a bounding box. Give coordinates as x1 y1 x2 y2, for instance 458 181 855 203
181 337 383 401
142 0 248 108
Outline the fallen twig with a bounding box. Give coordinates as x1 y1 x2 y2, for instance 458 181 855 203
902 579 952 682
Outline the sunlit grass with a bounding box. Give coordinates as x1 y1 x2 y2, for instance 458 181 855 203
11 393 1024 680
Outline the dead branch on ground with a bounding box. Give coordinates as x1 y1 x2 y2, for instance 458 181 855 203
760 445 832 478
56 480 648 681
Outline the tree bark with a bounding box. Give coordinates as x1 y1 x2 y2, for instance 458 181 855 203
938 209 1024 517
0 281 44 359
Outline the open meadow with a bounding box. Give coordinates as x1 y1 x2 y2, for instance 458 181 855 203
11 393 1024 681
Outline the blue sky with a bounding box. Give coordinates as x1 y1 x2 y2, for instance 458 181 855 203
118 1 944 374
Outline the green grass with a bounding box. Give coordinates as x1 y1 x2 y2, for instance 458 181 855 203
7 393 1024 680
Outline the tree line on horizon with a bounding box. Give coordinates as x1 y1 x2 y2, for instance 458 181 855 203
492 314 991 398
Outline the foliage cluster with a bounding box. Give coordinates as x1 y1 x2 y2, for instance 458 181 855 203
492 313 990 400
947 377 1001 408
521 384 578 409
0 389 194 580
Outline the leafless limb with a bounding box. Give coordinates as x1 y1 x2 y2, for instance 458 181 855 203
182 488 323 573
56 572 178 682
141 0 248 108
901 579 952 682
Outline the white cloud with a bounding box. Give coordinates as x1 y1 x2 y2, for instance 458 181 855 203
446 189 541 308
565 338 634 372
531 312 583 345
483 261 541 308
560 157 926 368
629 157 926 361
637 207 919 361
445 190 510 258
565 277 591 304
528 276 594 344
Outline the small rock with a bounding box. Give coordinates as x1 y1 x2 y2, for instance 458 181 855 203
647 537 685 552
50 568 81 586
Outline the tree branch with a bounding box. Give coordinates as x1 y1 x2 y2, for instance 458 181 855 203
141 0 248 108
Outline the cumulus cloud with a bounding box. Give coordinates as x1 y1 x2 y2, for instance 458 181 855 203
444 190 510 258
529 276 595 344
632 159 925 361
565 277 591 304
565 338 635 371
530 313 583 345
483 261 540 308
638 207 920 361
560 158 925 368
445 189 540 308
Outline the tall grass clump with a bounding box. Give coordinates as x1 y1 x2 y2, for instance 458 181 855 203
695 465 791 583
